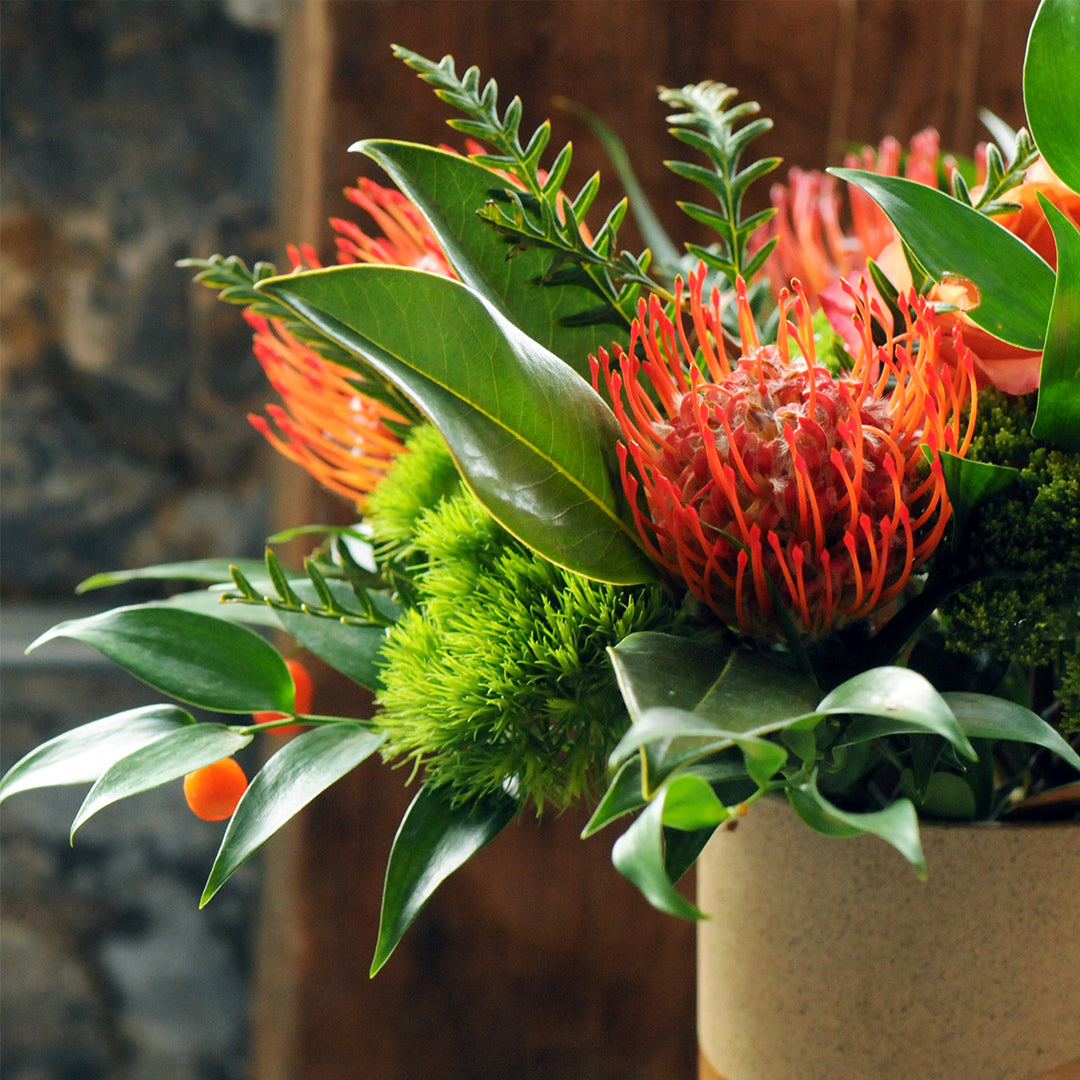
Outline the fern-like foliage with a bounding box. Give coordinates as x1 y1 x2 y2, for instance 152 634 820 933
179 254 419 424
661 82 781 284
224 544 398 628
949 126 1040 217
392 46 660 326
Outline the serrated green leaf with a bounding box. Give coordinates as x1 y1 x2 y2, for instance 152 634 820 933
942 692 1080 774
787 777 926 876
822 667 977 761
27 606 295 714
76 559 268 594
1032 196 1080 449
610 789 705 919
258 265 654 585
1024 0 1080 194
352 141 625 371
201 724 385 905
371 784 517 975
71 724 252 838
0 706 196 803
829 168 1054 349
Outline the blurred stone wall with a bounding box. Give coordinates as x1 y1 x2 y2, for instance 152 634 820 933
1 2 281 1078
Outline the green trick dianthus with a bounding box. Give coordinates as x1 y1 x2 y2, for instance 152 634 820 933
366 429 693 810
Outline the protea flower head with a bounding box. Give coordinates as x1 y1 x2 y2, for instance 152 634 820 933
594 265 978 641
249 179 454 505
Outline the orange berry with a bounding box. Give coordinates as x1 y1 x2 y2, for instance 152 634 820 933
183 758 248 821
253 657 314 736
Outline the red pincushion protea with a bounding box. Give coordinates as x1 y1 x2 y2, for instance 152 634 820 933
594 265 978 641
249 179 454 505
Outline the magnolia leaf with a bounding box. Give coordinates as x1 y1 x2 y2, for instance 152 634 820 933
27 605 295 714
259 266 654 585
787 777 927 877
829 168 1054 350
71 724 253 838
371 784 517 975
201 724 385 905
942 692 1080 775
0 706 195 803
1032 196 1080 449
610 788 705 920
354 140 623 374
76 559 267 594
1024 0 1080 194
821 667 977 761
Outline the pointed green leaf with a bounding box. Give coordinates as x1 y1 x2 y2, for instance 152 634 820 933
942 692 1080 775
660 773 730 831
935 449 1019 540
76 559 267 594
258 265 654 584
1024 0 1080 194
787 778 926 876
1032 196 1080 448
27 606 295 714
201 724 385 905
829 168 1054 349
354 140 625 372
610 788 705 920
371 784 517 975
0 706 195 802
580 755 647 837
71 724 253 837
822 667 978 761
608 631 731 717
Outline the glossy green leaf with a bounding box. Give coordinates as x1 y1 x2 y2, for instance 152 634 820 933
821 667 977 761
71 724 253 838
830 168 1055 349
0 706 195 802
201 724 385 905
580 755 647 837
610 788 705 920
660 773 730 831
787 777 926 876
259 265 654 585
608 631 731 717
354 140 624 374
162 589 284 629
371 784 517 975
935 449 1019 541
76 559 267 594
1024 0 1080 194
1032 196 1080 449
942 692 1080 774
27 606 295 714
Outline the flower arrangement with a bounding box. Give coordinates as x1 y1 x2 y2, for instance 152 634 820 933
3 0 1078 981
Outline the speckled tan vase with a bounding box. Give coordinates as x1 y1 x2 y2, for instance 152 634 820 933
697 796 1080 1080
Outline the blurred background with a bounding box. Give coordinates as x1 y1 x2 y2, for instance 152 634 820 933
0 2 1038 1078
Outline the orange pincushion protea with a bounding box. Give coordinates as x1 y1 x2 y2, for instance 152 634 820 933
250 179 454 505
594 265 977 641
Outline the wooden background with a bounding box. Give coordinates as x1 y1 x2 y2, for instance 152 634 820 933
257 3 1039 1079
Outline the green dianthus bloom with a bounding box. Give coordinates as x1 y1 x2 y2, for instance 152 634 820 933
369 426 695 810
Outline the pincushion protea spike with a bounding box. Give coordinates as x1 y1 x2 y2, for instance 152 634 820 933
594 264 978 641
249 179 454 505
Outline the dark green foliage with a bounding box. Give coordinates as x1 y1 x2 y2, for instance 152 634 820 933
943 391 1080 729
369 428 689 810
